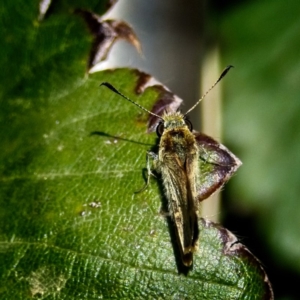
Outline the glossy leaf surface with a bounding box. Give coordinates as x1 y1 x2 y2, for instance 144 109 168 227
0 1 272 299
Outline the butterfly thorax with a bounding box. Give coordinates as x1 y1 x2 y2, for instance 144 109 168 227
159 112 198 162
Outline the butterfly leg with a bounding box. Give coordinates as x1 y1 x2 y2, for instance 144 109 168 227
135 151 158 193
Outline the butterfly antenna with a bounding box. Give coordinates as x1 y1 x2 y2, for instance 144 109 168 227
184 65 233 116
100 82 163 120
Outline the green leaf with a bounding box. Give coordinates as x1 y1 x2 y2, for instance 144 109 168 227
0 1 272 299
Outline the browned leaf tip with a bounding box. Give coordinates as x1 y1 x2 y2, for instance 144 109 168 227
132 70 182 132
194 132 242 201
201 219 274 300
106 20 142 54
76 9 141 71
147 86 182 133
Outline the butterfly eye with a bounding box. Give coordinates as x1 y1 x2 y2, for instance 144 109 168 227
156 122 164 137
185 119 193 131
